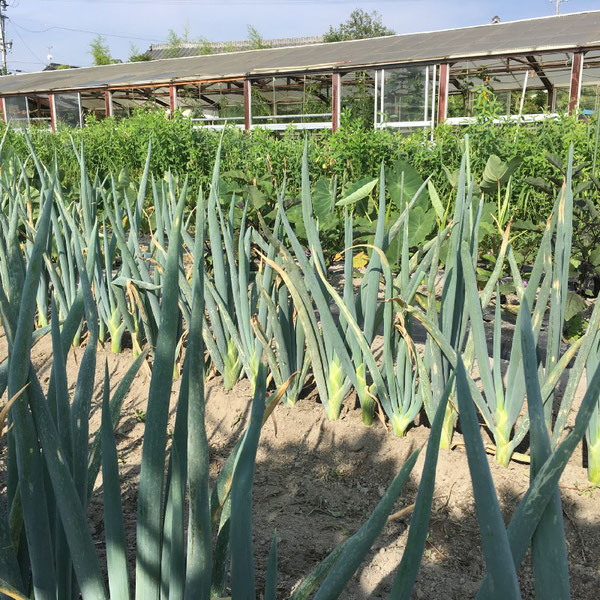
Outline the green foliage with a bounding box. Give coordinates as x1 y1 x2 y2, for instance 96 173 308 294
246 25 270 49
89 35 119 66
198 37 213 55
2 134 600 600
525 150 600 299
128 44 152 62
0 143 437 598
1 109 598 265
165 27 192 58
323 8 395 42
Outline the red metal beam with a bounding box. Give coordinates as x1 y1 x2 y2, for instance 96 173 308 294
568 52 583 115
0 98 6 123
437 63 449 123
49 94 57 132
243 79 251 131
169 85 177 115
332 72 340 132
104 90 113 117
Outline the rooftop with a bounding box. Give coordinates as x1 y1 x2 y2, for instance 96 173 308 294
146 36 324 60
1 11 600 96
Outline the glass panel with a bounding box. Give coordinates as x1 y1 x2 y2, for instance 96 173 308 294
382 67 428 123
447 91 470 118
176 84 204 116
4 96 29 125
446 56 573 120
26 95 51 127
111 90 135 119
341 70 375 127
251 74 332 127
555 88 570 113
54 93 81 127
580 85 600 115
189 80 245 125
80 90 108 121
110 88 171 118
510 89 549 115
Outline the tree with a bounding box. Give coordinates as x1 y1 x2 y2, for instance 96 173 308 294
198 37 213 56
247 25 270 50
323 9 395 42
89 35 117 65
128 44 151 62
165 28 189 58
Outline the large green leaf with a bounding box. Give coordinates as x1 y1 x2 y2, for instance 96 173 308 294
408 206 436 247
481 155 522 192
336 176 378 207
564 291 586 323
312 176 334 222
427 180 445 222
387 159 428 207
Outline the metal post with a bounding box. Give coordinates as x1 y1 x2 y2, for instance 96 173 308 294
169 85 177 115
77 92 83 128
373 69 378 128
380 69 385 122
517 69 530 118
104 90 113 117
437 63 449 123
423 66 430 123
332 72 340 132
49 94 56 132
243 78 251 131
0 1 8 75
568 52 584 115
431 64 437 132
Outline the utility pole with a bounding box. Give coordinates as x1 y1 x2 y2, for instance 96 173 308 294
554 0 568 15
0 0 7 75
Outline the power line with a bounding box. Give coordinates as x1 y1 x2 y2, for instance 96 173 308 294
9 19 166 42
8 20 46 64
9 59 46 64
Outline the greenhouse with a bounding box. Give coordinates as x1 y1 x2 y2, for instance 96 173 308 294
1 10 600 132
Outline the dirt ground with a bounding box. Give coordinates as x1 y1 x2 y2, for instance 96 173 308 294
4 333 600 599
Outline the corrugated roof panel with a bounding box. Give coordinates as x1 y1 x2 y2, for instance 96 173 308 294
1 11 600 95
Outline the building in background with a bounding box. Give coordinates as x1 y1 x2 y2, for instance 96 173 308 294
0 11 598 132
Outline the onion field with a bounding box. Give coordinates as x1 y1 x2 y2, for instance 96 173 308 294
0 131 599 599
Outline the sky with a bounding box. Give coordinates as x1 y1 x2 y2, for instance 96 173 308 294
4 0 600 72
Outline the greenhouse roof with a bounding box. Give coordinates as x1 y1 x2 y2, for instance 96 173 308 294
1 10 600 96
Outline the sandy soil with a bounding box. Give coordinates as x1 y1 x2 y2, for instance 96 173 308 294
3 333 600 599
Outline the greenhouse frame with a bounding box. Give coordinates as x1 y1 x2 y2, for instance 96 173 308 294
1 10 600 132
